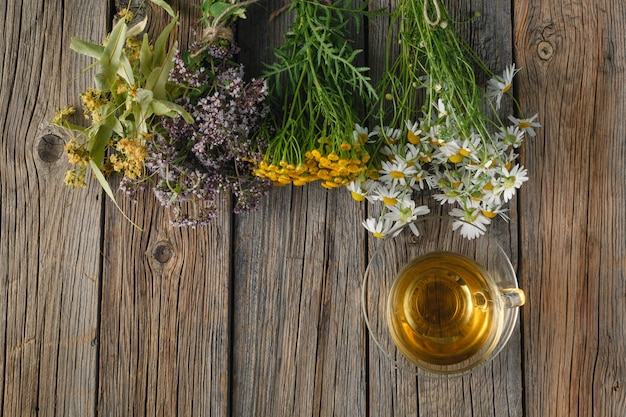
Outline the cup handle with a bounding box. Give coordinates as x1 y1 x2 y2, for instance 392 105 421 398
501 288 526 308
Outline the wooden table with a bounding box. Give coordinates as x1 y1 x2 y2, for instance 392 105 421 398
2 0 625 416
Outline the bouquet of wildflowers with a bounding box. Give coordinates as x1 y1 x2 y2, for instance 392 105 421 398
53 1 270 227
251 0 377 189
349 0 540 239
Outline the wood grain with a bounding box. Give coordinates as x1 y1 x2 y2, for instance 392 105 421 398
0 0 106 416
98 2 232 417
515 0 626 415
234 3 369 416
2 0 625 415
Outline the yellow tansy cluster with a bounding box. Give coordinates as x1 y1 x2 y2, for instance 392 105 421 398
108 137 148 179
253 138 373 189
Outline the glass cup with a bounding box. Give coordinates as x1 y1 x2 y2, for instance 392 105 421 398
361 215 525 377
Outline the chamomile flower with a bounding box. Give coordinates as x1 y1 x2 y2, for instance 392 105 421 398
362 217 396 239
508 114 541 137
353 123 375 144
449 207 491 240
487 64 520 109
384 201 430 236
371 182 403 206
405 120 424 144
496 164 528 202
435 98 449 118
379 160 418 186
346 179 377 201
499 125 525 148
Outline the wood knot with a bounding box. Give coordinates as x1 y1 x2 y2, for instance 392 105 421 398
537 41 554 61
152 241 174 264
37 134 64 162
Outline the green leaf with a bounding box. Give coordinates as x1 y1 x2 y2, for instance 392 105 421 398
126 16 147 38
89 160 143 230
145 40 177 100
152 17 177 69
86 103 116 167
70 38 105 60
150 0 176 18
95 18 128 90
209 2 231 19
139 34 154 77
134 88 154 115
150 99 194 123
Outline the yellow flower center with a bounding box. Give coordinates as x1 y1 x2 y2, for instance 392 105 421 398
373 232 386 239
448 154 464 163
390 170 405 179
351 191 366 202
382 197 397 206
407 131 421 144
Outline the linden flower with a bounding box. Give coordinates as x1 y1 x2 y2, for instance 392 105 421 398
362 217 396 239
508 114 541 137
450 207 491 240
487 64 520 109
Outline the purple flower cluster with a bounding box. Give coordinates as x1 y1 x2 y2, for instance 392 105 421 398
130 41 270 227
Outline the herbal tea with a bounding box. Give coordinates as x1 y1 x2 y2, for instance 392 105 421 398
387 251 498 366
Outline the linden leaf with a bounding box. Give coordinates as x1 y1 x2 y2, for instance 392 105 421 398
150 99 194 123
70 38 104 60
150 0 176 18
86 103 116 167
89 159 142 230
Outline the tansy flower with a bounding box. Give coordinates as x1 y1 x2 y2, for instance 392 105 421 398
487 64 520 109
508 114 541 137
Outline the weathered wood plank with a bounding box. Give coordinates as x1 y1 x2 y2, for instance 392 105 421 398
365 1 523 416
0 0 105 415
98 2 232 416
234 3 369 416
515 0 626 415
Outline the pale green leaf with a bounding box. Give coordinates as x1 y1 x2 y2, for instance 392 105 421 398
152 17 177 69
95 19 128 90
70 37 105 60
145 40 177 100
126 16 147 38
86 103 116 166
150 99 194 123
139 34 154 77
89 160 142 230
150 0 176 18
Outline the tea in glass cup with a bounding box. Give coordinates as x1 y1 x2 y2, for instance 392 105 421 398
362 215 525 377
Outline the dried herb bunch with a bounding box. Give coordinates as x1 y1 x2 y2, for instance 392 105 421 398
53 1 270 227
